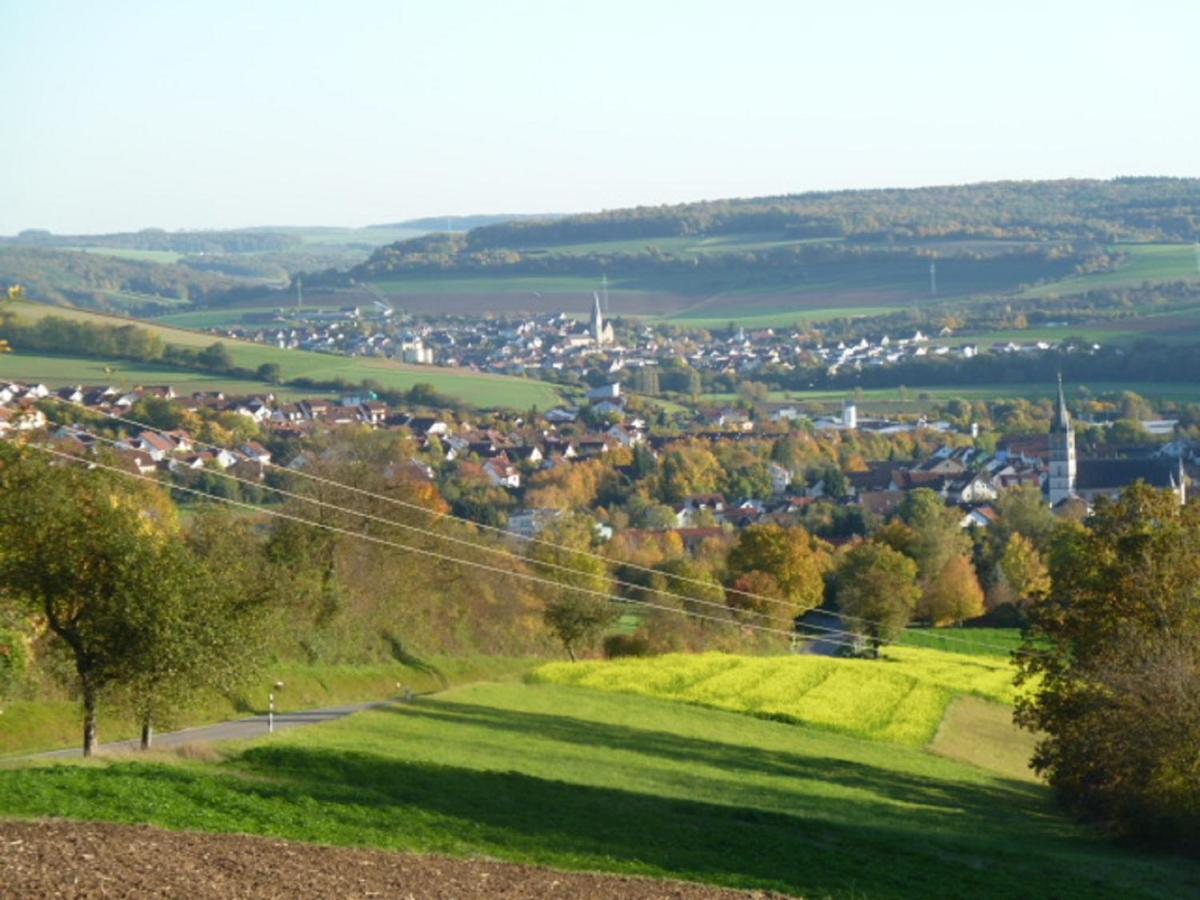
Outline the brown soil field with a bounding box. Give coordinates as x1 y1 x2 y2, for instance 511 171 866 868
0 819 792 899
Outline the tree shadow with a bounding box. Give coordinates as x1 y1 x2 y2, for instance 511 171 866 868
375 698 1050 825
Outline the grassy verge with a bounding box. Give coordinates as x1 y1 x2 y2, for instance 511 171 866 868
1 681 1195 897
0 656 538 759
531 647 1017 747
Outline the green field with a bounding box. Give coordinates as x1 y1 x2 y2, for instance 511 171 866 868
532 648 1018 747
67 247 186 264
2 677 1195 897
4 301 564 409
1023 243 1200 298
0 657 536 759
0 350 330 400
899 627 1024 657
153 306 299 329
696 381 1200 412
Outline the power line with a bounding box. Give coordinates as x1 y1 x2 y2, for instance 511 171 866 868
45 416 795 634
12 432 1020 670
17 440 801 643
40 396 1029 658
42 413 1026 658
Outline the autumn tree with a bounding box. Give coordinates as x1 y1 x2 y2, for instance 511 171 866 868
0 447 211 755
530 515 616 661
1015 485 1200 853
725 523 830 624
992 532 1051 610
833 541 921 656
921 555 985 626
118 507 271 749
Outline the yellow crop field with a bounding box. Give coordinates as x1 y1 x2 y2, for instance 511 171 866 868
531 647 1018 747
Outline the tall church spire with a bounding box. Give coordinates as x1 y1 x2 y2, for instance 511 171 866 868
1051 371 1071 434
590 291 604 343
1048 373 1076 504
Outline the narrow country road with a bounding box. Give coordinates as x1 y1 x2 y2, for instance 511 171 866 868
25 700 396 760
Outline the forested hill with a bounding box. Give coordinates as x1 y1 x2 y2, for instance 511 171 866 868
345 178 1200 285
470 178 1200 246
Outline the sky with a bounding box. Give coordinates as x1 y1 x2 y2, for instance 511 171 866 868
2 0 1198 234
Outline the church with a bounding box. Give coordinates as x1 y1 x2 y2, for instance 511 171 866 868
589 291 614 345
1047 375 1186 507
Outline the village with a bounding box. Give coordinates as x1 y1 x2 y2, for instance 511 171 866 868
2 360 1187 552
204 291 1089 384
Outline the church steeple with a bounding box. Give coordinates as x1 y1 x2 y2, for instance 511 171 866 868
590 291 604 343
1051 372 1071 434
1048 373 1076 505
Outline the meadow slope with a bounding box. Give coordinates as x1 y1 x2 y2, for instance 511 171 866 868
3 300 562 409
2 681 1196 898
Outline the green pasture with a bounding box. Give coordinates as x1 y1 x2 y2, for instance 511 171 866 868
4 301 564 410
67 247 185 264
153 306 294 329
1023 243 1200 298
696 381 1200 411
0 350 324 399
2 677 1195 898
0 657 537 759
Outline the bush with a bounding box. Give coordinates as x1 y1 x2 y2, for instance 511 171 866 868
603 634 651 659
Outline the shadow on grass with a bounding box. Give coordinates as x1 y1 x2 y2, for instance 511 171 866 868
378 698 1050 823
3 698 1195 899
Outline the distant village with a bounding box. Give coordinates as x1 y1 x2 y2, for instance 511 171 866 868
1 356 1191 548
202 292 1099 383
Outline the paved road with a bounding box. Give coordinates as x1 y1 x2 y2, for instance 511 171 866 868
797 609 854 657
28 700 395 760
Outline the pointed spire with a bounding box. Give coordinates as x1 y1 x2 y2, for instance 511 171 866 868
1051 372 1071 434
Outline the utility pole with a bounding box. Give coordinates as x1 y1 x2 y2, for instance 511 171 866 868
296 276 303 312
929 260 937 298
601 273 610 316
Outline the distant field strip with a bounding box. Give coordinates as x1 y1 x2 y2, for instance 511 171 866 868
532 648 1017 747
4 301 563 409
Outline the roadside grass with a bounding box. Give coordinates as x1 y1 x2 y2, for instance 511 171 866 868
1 682 1195 898
0 657 538 759
4 300 564 410
530 648 1017 747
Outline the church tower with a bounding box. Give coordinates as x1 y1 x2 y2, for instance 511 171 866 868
589 291 613 344
1048 373 1076 505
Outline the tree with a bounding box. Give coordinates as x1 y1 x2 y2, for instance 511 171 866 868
198 341 235 371
0 448 182 755
725 523 830 622
1015 485 1200 853
118 507 270 749
994 533 1051 609
530 516 616 661
257 362 283 384
921 555 985 626
834 541 921 656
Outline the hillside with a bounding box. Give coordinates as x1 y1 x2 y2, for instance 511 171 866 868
0 300 563 409
2 679 1196 898
323 178 1200 323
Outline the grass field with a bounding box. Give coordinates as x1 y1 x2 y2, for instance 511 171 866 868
695 381 1200 413
66 247 186 265
531 648 1018 747
2 679 1195 897
0 657 537 759
4 301 564 410
899 627 1024 657
0 350 332 400
1022 243 1200 298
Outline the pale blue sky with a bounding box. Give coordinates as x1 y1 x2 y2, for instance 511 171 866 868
2 0 1197 234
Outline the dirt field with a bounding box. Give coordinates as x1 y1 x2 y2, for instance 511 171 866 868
0 819 791 899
